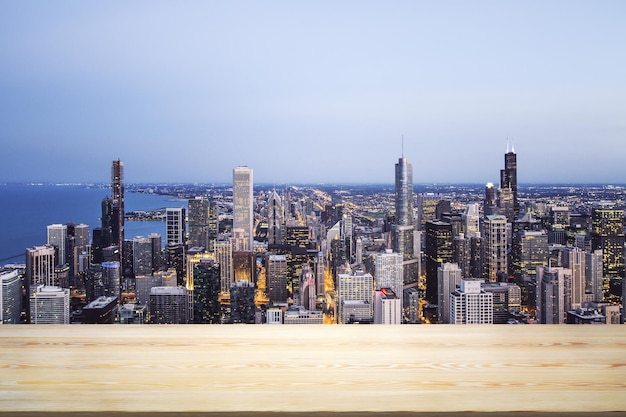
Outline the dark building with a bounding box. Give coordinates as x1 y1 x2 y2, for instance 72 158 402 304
167 243 186 286
111 159 125 263
82 296 118 324
188 197 217 251
591 208 625 301
230 281 256 324
484 183 497 216
191 259 221 324
498 145 518 223
424 220 453 303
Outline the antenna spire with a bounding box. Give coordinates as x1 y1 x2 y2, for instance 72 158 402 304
512 140 516 154
402 135 404 158
506 138 510 154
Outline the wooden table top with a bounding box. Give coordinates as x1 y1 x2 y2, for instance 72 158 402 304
0 325 624 413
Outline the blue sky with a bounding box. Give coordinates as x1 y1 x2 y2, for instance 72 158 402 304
1 1 624 184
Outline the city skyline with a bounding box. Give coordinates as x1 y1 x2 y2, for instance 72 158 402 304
1 1 625 185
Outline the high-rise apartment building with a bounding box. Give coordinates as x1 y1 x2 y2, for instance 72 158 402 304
233 166 254 250
230 281 256 324
463 203 480 238
437 262 462 324
189 259 220 324
375 250 403 303
215 240 233 294
536 266 573 324
484 183 497 216
188 197 217 251
591 208 624 301
29 285 70 324
374 288 401 324
101 261 121 301
132 236 153 276
337 271 374 324
511 230 548 281
166 208 186 246
417 193 443 229
149 286 187 324
266 254 288 304
483 214 508 282
1 270 21 324
450 279 493 324
47 224 67 266
424 220 453 303
25 245 56 291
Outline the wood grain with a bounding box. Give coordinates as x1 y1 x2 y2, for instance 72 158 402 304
0 325 624 412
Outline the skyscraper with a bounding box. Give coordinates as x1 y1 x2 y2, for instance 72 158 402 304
25 245 56 290
166 208 187 246
149 286 188 324
484 183 497 216
393 157 419 288
215 240 233 294
591 208 624 302
375 250 403 301
498 143 518 223
233 166 254 250
450 279 493 324
267 190 284 245
337 271 374 324
111 159 124 262
536 266 572 324
437 262 462 324
189 259 221 324
29 285 70 324
188 197 216 251
424 220 453 303
483 214 508 282
1 270 21 324
47 224 67 266
266 254 288 304
132 236 153 276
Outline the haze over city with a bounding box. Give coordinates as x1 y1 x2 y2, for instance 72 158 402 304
1 1 625 184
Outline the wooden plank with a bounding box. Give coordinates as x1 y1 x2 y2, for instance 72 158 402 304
0 325 624 413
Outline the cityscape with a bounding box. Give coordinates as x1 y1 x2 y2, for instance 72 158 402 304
2 145 624 327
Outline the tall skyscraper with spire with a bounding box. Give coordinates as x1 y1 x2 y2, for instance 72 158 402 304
111 160 124 262
233 166 254 250
498 141 518 222
393 155 419 288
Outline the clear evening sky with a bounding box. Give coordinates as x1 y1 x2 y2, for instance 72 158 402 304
1 1 624 185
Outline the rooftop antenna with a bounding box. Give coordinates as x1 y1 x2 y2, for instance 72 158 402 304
512 140 516 154
506 138 510 154
402 134 404 158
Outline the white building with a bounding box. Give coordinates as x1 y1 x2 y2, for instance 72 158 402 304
437 263 462 324
375 250 403 299
47 223 68 266
284 307 323 324
1 270 21 324
337 271 374 324
215 240 233 294
450 279 493 324
26 244 56 289
374 288 402 324
483 215 508 282
30 285 70 324
233 166 254 250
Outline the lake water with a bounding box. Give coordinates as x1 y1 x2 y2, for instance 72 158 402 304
0 183 187 264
